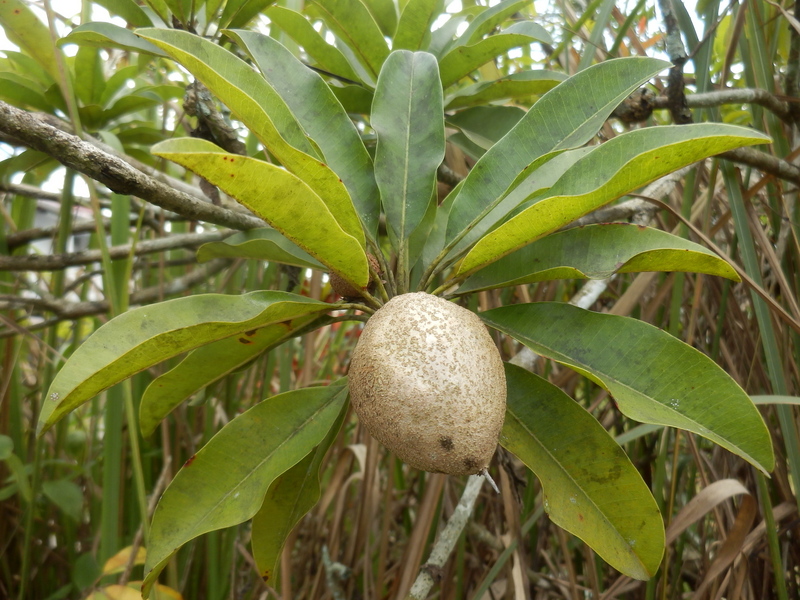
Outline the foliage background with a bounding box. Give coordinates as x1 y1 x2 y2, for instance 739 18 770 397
0 0 799 599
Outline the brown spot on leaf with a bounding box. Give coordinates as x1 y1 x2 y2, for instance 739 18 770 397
238 337 252 344
245 329 257 336
184 455 196 467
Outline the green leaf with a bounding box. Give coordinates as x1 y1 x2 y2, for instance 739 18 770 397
372 50 445 240
365 0 398 37
329 83 374 113
0 0 59 80
197 228 325 270
141 384 348 598
61 23 168 56
74 47 105 106
445 70 566 109
439 28 551 88
139 314 325 437
393 0 444 51
752 395 800 405
502 364 664 580
450 147 593 256
2 452 32 502
251 395 347 584
100 94 161 124
309 0 390 82
220 0 276 29
0 435 12 460
0 72 52 113
38 291 332 435
93 0 153 27
444 57 669 249
42 479 84 522
458 123 771 276
265 6 361 83
482 303 775 473
152 138 368 286
226 30 380 236
136 28 360 225
1 50 54 86
446 105 525 150
458 223 740 293
450 0 534 49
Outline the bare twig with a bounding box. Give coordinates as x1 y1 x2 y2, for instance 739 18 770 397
406 475 485 600
0 101 265 231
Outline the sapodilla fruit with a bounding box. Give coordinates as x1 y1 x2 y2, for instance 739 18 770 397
348 292 506 475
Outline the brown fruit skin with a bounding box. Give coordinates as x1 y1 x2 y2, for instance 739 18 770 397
348 292 506 475
330 254 381 299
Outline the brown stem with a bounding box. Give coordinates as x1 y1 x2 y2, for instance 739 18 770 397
0 101 264 231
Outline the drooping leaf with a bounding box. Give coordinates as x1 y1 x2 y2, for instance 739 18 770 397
458 223 740 293
309 0 390 83
197 228 325 270
501 364 664 580
61 23 168 56
141 384 349 598
138 314 328 437
444 57 669 249
0 0 59 80
38 291 333 435
393 0 444 51
372 50 445 241
251 396 348 584
226 30 380 236
482 303 775 473
136 28 360 225
445 70 566 109
458 123 771 277
152 138 368 287
439 26 551 88
265 6 361 83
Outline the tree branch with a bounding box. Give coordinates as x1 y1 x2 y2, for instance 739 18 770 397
652 88 793 123
0 258 231 336
406 475 485 600
0 101 265 231
0 230 231 271
721 146 800 187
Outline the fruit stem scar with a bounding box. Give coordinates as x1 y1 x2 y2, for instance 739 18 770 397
480 468 500 494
